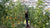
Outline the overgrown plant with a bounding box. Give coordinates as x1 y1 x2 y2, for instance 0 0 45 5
0 0 25 28
29 0 49 28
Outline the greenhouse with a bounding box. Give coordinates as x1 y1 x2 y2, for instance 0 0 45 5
0 0 50 28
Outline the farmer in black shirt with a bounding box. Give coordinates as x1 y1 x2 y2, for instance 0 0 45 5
25 10 29 26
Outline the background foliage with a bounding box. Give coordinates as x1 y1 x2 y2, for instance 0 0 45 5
0 0 50 28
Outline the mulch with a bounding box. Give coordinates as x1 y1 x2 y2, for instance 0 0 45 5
26 25 30 28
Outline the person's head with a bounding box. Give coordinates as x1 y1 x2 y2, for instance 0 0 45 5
26 10 28 13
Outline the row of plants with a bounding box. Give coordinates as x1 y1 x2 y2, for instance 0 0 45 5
0 0 25 28
29 0 50 28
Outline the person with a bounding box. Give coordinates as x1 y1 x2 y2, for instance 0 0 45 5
25 10 29 26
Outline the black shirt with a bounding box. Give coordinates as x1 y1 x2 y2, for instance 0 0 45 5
25 13 28 18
